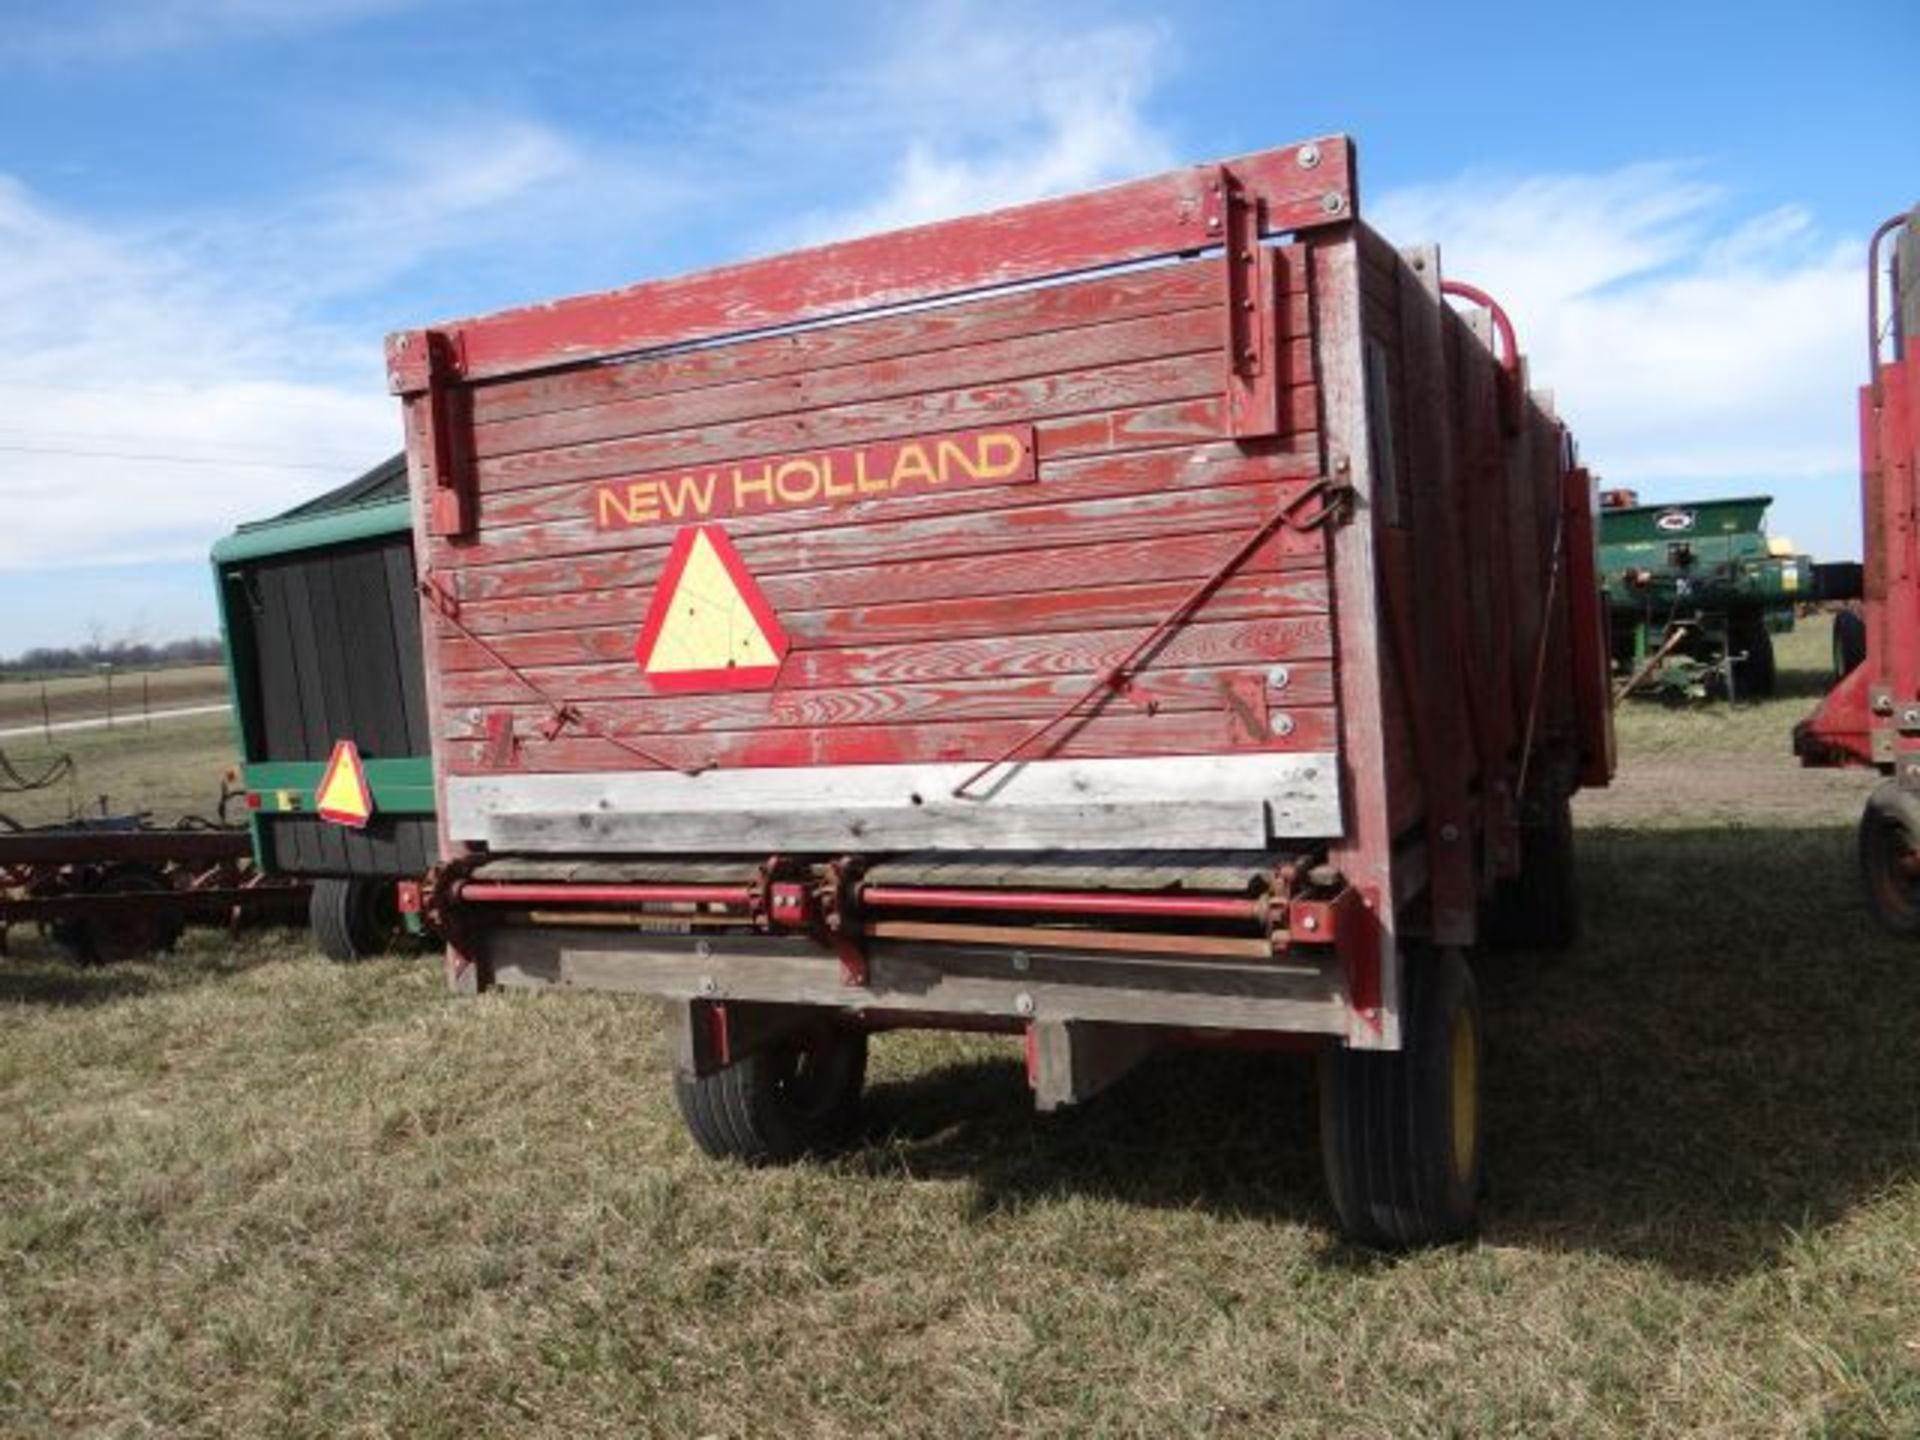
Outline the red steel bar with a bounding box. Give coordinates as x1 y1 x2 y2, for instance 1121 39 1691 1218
456 882 755 907
857 885 1265 921
1868 209 1909 380
1440 279 1518 376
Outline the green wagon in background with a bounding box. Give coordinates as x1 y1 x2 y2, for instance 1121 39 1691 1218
1598 491 1848 700
211 455 436 960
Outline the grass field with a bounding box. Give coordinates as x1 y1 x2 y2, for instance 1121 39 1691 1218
0 712 239 829
0 665 230 731
2 616 1916 1437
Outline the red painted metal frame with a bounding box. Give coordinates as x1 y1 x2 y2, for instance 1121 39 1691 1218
1800 208 1919 777
631 524 791 693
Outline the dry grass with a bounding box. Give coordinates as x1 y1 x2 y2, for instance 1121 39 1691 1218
0 665 229 730
0 713 239 829
2 617 1917 1437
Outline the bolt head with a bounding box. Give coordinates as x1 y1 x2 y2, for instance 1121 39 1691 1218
1321 191 1346 215
1271 712 1296 737
1010 950 1031 973
1301 914 1320 933
1015 992 1035 1017
1297 143 1322 169
1267 664 1292 690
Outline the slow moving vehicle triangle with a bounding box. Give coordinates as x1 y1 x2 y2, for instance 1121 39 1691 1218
635 525 790 692
315 739 374 828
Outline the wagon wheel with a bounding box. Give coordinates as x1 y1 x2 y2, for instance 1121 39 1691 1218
673 1021 869 1164
1487 790 1578 951
1832 609 1867 682
309 877 409 963
1319 946 1484 1247
1726 619 1776 700
54 864 186 965
1860 782 1920 938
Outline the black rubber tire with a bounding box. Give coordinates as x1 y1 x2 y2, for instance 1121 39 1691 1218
309 877 403 963
1319 947 1484 1248
1860 788 1920 938
1487 793 1578 950
673 1023 868 1164
52 863 184 965
1832 609 1867 682
1729 621 1776 699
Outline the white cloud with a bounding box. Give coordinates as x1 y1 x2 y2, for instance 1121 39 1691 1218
1373 165 1864 558
0 115 645 575
793 10 1173 242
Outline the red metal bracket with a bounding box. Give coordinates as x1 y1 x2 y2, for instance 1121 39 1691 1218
1211 166 1284 440
482 711 519 769
1320 887 1382 1029
388 329 475 539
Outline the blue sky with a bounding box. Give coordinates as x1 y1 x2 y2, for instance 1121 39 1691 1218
0 0 1910 655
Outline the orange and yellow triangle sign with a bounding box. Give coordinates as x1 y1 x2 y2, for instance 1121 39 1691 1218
634 525 790 692
315 739 374 829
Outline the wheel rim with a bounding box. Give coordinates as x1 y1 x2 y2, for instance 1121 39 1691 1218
1448 1007 1478 1185
769 1031 853 1122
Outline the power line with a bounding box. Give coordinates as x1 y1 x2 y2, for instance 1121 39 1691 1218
0 425 374 468
0 444 354 472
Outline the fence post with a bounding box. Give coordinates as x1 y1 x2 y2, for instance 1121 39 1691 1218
40 683 50 745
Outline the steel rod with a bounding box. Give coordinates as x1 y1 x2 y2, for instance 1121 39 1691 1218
857 885 1264 921
457 882 755 907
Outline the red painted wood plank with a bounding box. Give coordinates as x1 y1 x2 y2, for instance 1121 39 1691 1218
455 437 1321 577
457 508 1321 620
395 139 1353 386
440 660 1335 734
772 615 1334 690
452 477 1325 621
440 633 1334 711
470 262 1234 425
439 702 1342 776
469 351 1246 494
440 615 1332 696
475 304 1315 465
432 572 1330 673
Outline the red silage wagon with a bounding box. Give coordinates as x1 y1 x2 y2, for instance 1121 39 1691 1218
394 136 1613 1245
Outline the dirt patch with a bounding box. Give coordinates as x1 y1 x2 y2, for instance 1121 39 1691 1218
1578 753 1876 829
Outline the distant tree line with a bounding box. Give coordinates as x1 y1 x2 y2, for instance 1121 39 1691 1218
0 636 223 677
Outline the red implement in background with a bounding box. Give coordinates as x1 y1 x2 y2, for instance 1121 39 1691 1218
1798 204 1920 934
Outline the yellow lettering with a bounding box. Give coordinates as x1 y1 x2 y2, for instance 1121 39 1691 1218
595 484 629 527
732 462 775 511
855 449 889 494
935 438 978 482
973 431 1025 479
774 458 822 506
661 471 717 519
598 479 660 527
889 442 936 489
820 454 853 499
